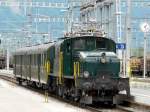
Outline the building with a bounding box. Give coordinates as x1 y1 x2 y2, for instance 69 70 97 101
80 0 150 57
80 0 117 41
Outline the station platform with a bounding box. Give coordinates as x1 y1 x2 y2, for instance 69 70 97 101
0 78 90 112
0 69 14 77
0 69 150 109
130 77 150 88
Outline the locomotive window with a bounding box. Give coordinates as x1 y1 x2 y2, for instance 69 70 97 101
96 39 107 50
96 39 116 52
86 40 93 46
73 39 85 50
85 38 95 51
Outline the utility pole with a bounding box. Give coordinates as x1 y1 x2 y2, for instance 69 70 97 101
67 0 73 33
144 32 147 78
140 22 150 78
116 0 122 44
66 0 81 33
116 0 123 75
27 0 32 46
126 0 131 77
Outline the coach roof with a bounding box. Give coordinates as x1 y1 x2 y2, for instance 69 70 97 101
14 42 55 55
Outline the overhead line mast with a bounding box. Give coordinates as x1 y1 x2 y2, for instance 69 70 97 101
126 0 131 77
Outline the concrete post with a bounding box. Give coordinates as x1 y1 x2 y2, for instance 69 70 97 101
6 48 9 70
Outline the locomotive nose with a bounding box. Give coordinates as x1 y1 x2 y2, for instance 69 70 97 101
78 51 120 78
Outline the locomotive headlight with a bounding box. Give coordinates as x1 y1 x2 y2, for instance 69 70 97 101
101 52 106 63
83 71 89 78
101 58 106 63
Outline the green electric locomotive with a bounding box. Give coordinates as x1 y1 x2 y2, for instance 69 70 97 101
13 35 130 105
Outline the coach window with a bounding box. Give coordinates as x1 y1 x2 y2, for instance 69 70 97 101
41 53 44 66
35 54 37 65
38 54 41 65
43 53 46 65
43 53 46 63
22 56 24 65
35 54 38 65
18 56 20 64
26 55 28 65
34 54 36 65
17 56 19 64
23 55 24 65
23 56 25 65
15 56 16 64
32 55 34 65
41 53 43 66
24 55 26 65
18 56 20 65
15 56 17 64
17 56 19 65
31 55 34 65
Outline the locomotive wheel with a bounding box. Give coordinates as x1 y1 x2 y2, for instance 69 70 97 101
31 81 37 88
26 80 32 86
107 101 116 108
36 82 42 88
17 78 22 85
79 103 86 108
57 86 64 97
19 80 22 85
72 88 80 102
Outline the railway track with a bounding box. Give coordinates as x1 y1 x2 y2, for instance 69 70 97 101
117 101 150 112
0 74 150 112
